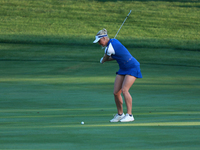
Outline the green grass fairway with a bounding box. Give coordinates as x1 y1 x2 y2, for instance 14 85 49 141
0 0 200 149
0 44 200 150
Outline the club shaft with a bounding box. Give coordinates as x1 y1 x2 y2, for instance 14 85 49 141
114 10 132 39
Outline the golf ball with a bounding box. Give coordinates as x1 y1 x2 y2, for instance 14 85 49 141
81 121 84 125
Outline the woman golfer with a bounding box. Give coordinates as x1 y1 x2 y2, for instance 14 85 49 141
93 28 142 122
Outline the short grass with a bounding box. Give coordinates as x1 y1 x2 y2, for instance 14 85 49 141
0 43 200 150
0 0 200 50
0 0 200 150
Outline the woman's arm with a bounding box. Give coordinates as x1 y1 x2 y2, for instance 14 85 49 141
107 56 114 61
100 54 114 64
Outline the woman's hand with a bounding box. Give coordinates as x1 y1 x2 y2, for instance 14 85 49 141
100 54 110 64
100 57 103 64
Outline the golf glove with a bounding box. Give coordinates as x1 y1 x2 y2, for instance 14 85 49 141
100 57 103 64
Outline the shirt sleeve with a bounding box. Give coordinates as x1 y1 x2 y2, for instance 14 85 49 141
105 43 115 56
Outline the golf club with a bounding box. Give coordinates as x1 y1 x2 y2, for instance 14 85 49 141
114 10 132 39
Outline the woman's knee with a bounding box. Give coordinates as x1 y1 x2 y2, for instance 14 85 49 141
121 88 129 95
113 90 121 96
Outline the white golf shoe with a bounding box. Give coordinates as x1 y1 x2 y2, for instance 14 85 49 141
120 113 134 122
110 113 125 122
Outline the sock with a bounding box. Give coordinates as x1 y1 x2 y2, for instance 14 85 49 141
129 114 133 117
118 113 123 116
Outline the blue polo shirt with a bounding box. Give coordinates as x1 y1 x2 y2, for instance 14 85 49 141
104 39 142 78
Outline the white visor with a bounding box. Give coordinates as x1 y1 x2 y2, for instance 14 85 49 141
93 34 107 43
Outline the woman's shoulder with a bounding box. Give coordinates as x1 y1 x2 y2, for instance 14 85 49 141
110 38 118 42
110 39 122 45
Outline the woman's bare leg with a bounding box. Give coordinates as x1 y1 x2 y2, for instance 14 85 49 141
121 75 136 115
113 75 125 114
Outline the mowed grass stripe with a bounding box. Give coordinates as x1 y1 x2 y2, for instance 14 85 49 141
1 77 199 86
1 122 200 129
52 122 200 127
0 108 113 112
0 77 114 83
1 111 200 118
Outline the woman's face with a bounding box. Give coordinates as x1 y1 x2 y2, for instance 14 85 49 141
98 37 108 47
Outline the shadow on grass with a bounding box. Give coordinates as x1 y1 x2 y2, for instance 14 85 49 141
93 0 200 2
1 59 199 68
0 34 199 51
0 34 92 47
93 0 200 8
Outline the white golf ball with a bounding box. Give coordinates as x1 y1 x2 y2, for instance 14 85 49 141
81 121 84 125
